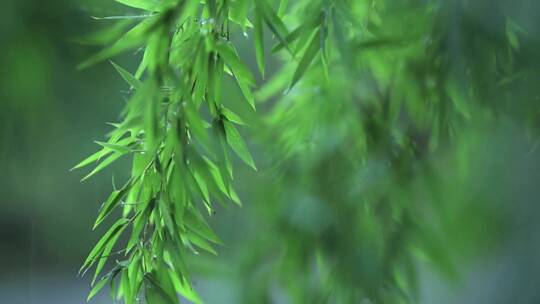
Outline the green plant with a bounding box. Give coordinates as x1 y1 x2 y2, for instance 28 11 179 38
75 0 537 303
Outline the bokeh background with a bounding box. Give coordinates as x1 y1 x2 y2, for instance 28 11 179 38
1 0 540 303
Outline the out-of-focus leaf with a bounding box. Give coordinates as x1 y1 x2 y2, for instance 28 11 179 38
78 16 158 69
115 0 162 11
271 12 322 53
254 11 265 77
256 0 290 53
290 29 321 89
278 0 288 17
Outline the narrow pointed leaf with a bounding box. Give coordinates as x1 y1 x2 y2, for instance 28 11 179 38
223 121 256 170
271 13 322 53
87 276 109 302
94 183 132 229
115 0 162 11
81 152 125 182
95 141 132 155
256 0 290 53
254 11 265 77
290 29 321 89
216 42 256 87
221 107 247 126
71 149 112 171
80 218 129 274
78 17 158 69
111 61 142 90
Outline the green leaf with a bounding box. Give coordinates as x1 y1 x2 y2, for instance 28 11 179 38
95 140 132 155
114 0 162 11
237 79 256 110
93 182 132 229
144 274 177 304
92 227 125 284
255 65 292 102
74 137 134 173
223 121 256 170
256 0 290 53
121 269 133 304
78 16 158 69
193 48 208 109
228 0 251 30
278 0 288 17
184 207 222 244
191 167 210 205
207 0 217 17
81 152 125 182
221 106 247 126
71 149 112 171
168 269 202 304
271 13 322 53
111 61 142 90
80 218 129 274
254 11 265 78
216 42 256 87
159 198 176 237
127 199 154 250
87 276 109 302
186 230 217 255
73 20 134 46
290 29 321 89
176 0 200 27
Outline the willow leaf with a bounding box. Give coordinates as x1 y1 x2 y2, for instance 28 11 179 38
80 218 129 274
237 79 256 110
94 182 132 229
71 149 112 171
291 29 321 89
278 0 288 17
87 276 109 302
186 230 217 255
271 13 322 53
115 0 162 11
185 207 222 244
111 61 142 90
256 0 290 53
78 16 158 69
254 11 265 77
223 121 256 170
95 140 132 154
216 42 256 87
81 152 125 182
144 274 177 304
221 107 247 126
92 228 125 284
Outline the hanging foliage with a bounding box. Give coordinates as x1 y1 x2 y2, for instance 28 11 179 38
75 0 534 303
